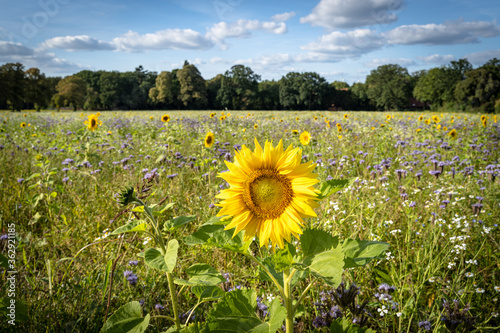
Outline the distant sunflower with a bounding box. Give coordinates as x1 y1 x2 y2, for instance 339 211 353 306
216 139 319 249
448 129 457 140
343 114 348 119
210 112 216 118
432 115 440 123
300 131 311 145
84 114 102 131
220 115 226 121
292 130 299 135
204 132 215 148
296 117 299 121
386 115 392 120
20 122 27 128
254 124 258 129
424 119 431 125
337 127 342 133
326 120 331 128
481 115 487 122
161 114 170 123
418 115 423 121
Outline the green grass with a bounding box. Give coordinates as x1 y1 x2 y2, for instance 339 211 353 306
0 110 499 332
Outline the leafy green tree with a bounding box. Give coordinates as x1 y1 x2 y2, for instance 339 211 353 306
413 68 451 109
149 70 181 109
25 68 50 111
217 65 260 110
55 75 86 111
331 80 349 90
455 68 500 111
176 61 208 109
206 74 223 110
0 62 26 111
257 80 280 110
366 64 411 110
350 82 373 110
279 72 329 110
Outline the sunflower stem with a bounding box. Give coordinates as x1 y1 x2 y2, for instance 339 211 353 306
167 271 181 330
245 252 284 296
292 278 317 314
283 268 294 333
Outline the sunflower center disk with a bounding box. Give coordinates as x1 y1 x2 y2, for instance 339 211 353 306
243 169 293 219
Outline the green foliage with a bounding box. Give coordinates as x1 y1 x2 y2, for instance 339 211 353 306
56 75 87 111
184 220 248 253
164 215 196 232
111 220 149 235
342 239 390 268
144 239 179 273
330 318 376 333
366 64 411 110
176 62 208 109
174 263 224 286
279 72 330 110
100 301 150 333
204 289 286 333
317 178 356 200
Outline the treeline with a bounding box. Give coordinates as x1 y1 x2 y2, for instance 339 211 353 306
1 58 499 112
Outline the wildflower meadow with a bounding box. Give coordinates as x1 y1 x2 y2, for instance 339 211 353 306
0 110 499 332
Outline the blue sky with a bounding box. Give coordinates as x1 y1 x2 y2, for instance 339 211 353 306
1 0 499 83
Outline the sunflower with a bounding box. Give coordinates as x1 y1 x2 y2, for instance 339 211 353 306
386 114 392 120
161 114 170 123
254 124 258 129
299 131 311 145
292 130 298 135
204 132 215 148
418 115 423 121
336 122 342 128
20 122 27 128
220 115 226 121
337 127 342 133
424 119 431 125
210 112 216 118
481 115 487 122
326 120 331 128
84 114 102 131
432 115 440 123
343 114 348 119
448 129 457 139
216 139 319 249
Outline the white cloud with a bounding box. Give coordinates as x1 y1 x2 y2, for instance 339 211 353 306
235 53 293 69
271 12 296 22
417 54 455 64
384 19 500 45
299 29 386 62
113 29 214 52
300 0 404 29
365 57 415 68
39 35 114 52
464 49 500 65
209 57 232 65
0 41 34 56
206 19 287 48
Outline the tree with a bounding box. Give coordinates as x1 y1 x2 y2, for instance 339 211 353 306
149 70 181 109
350 82 373 110
413 68 450 109
455 68 500 111
257 80 280 110
366 64 411 110
279 72 330 110
176 62 208 109
55 75 86 111
25 68 50 111
206 74 223 109
217 65 260 110
0 62 26 111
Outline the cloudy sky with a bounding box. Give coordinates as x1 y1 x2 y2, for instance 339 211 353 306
1 0 499 83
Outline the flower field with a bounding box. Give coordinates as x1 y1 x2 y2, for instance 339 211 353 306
0 110 499 332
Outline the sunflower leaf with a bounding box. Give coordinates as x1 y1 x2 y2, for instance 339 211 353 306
174 264 224 286
192 285 225 302
164 215 196 232
317 178 357 200
205 289 286 333
342 239 389 269
330 317 376 333
111 220 148 235
100 301 149 333
144 240 178 273
271 242 296 272
184 223 247 253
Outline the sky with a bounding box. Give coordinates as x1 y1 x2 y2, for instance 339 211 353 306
1 0 500 84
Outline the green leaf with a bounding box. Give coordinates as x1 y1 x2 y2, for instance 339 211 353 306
154 202 175 216
330 317 376 333
300 228 339 258
258 257 306 289
205 289 286 333
100 301 150 333
0 252 9 269
192 285 225 302
25 173 41 181
271 242 296 272
102 259 113 302
131 206 144 213
184 223 247 253
164 215 196 232
342 239 389 269
317 178 356 200
144 240 179 273
0 297 29 322
111 220 148 235
174 264 224 286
